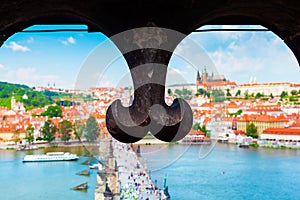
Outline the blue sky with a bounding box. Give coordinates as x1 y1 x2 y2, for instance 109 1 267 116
0 24 299 89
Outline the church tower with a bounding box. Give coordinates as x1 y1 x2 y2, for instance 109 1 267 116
11 94 16 110
202 66 208 84
196 70 202 86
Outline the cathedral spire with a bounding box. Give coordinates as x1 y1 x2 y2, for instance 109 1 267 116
203 65 208 74
196 70 201 86
197 70 201 80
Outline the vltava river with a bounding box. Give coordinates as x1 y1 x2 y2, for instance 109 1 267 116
0 146 98 200
1 144 300 199
140 143 300 200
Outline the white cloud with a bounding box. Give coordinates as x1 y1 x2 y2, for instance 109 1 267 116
4 41 30 52
61 40 68 45
61 36 76 45
3 67 59 87
182 25 300 84
206 31 299 84
0 64 5 69
68 36 76 44
168 68 187 75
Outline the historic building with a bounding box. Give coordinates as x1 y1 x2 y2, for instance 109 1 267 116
11 95 25 113
236 114 289 136
261 127 300 142
233 82 300 97
196 67 237 91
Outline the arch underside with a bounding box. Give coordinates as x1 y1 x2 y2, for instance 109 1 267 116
0 0 299 63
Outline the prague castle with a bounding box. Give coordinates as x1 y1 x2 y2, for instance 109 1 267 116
196 66 236 91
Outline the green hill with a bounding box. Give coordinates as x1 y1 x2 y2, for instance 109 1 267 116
0 82 66 110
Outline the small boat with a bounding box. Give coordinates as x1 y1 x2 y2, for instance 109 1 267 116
217 136 229 143
17 145 38 151
89 164 98 169
22 152 78 162
238 143 250 148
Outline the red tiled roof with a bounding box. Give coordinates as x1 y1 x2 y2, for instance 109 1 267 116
239 82 291 87
262 128 300 135
234 130 246 135
236 114 288 123
189 129 205 136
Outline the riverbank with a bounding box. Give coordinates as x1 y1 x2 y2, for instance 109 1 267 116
0 140 99 150
0 138 167 150
135 138 168 145
2 137 300 152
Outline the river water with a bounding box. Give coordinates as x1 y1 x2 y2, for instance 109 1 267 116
1 144 300 200
140 143 300 200
0 146 98 200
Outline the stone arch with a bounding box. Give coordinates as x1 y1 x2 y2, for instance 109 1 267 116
0 10 111 47
0 1 299 65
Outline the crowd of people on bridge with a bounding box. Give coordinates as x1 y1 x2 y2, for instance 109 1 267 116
114 141 164 200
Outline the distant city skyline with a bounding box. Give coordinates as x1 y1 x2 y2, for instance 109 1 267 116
0 25 299 89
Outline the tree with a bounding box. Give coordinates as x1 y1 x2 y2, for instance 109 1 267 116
235 90 241 97
41 105 62 118
197 88 206 96
246 123 258 138
74 120 84 141
270 93 274 99
229 109 243 117
174 89 182 96
226 89 232 97
206 91 211 98
25 125 34 145
255 92 263 99
211 89 226 102
182 88 192 96
244 90 249 100
236 109 243 116
84 116 100 142
200 124 210 138
192 123 210 137
42 120 57 143
167 88 172 95
192 122 201 130
291 90 298 96
56 100 72 107
211 89 225 97
280 91 288 98
11 127 20 144
173 88 192 100
59 120 72 143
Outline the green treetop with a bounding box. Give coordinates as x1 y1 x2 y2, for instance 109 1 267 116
59 120 72 143
42 120 57 143
84 116 100 142
25 125 34 144
246 122 258 138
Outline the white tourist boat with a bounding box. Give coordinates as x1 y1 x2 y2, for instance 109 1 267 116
22 152 79 162
217 136 229 143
